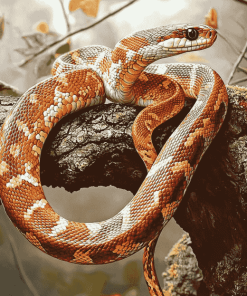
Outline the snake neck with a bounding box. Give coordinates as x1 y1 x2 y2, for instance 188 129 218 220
103 25 185 104
104 29 171 104
102 24 216 105
55 24 216 106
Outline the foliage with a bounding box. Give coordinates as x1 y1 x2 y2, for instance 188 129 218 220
205 8 218 29
42 268 109 296
36 21 50 34
122 261 141 287
0 15 4 40
69 0 101 17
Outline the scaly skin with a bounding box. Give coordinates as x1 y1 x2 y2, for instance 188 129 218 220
0 24 228 295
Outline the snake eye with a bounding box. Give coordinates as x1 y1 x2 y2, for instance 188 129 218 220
186 28 199 41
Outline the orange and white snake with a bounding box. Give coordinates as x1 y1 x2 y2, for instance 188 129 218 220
0 24 228 295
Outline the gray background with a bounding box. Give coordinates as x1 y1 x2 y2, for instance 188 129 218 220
0 0 247 295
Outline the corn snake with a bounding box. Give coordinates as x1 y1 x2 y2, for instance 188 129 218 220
0 24 228 295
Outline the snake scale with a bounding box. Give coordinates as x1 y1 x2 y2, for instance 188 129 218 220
0 24 228 295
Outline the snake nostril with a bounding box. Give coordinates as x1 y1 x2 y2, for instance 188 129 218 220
186 28 199 41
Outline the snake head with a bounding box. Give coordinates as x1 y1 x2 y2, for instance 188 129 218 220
156 24 217 55
122 24 217 61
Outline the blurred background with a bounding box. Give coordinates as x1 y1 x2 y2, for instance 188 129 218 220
0 0 247 295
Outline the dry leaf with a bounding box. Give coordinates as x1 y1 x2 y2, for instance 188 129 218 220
16 32 58 57
238 66 247 74
69 0 101 17
22 33 47 48
36 21 49 34
0 16 4 40
55 39 71 58
0 80 22 97
205 8 217 29
35 54 55 78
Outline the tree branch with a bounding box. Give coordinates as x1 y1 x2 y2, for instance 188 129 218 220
227 38 247 84
1 85 247 295
58 0 71 33
18 0 138 67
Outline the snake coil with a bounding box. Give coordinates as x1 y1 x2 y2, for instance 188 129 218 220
0 24 228 295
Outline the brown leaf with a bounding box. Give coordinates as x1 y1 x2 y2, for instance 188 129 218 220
69 0 101 17
0 80 22 97
16 32 58 57
55 39 71 58
36 21 49 34
35 53 55 78
205 8 217 29
22 33 47 48
0 16 4 40
35 39 70 77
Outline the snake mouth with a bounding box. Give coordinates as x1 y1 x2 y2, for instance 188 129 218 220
161 27 217 53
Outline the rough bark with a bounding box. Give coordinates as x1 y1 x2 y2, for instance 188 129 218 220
0 85 247 295
173 85 247 296
162 233 203 296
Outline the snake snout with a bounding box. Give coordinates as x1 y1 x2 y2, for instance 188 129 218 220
208 29 217 44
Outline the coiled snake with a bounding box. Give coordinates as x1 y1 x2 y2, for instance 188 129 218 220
0 24 228 295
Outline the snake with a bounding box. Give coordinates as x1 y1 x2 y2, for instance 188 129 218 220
0 24 228 295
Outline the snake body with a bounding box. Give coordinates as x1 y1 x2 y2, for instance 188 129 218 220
0 24 228 295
